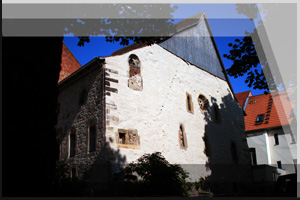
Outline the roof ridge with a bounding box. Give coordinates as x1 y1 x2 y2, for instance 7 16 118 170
110 11 205 56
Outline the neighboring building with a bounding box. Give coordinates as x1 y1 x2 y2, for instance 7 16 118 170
236 90 297 178
59 43 82 82
56 12 253 196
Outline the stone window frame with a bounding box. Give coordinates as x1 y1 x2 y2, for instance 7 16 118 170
178 124 188 149
87 122 97 153
128 54 143 91
186 92 194 114
68 127 76 158
116 129 140 150
198 94 209 113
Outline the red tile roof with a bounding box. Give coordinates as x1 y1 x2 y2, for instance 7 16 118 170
235 90 252 108
58 43 81 82
237 90 295 132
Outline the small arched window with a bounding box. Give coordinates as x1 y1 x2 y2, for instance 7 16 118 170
198 94 209 111
128 54 142 91
69 128 76 158
186 92 194 113
178 124 188 149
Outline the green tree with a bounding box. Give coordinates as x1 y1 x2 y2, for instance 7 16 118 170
223 4 294 93
118 152 192 197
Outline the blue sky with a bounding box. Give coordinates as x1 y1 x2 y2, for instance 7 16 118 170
63 4 265 96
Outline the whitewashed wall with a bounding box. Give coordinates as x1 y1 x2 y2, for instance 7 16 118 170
104 44 251 182
247 127 296 174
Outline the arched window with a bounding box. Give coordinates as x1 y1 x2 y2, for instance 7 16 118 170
198 94 209 111
128 54 142 90
69 128 76 158
178 124 188 149
186 92 194 113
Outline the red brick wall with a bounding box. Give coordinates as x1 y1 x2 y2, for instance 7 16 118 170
58 43 81 82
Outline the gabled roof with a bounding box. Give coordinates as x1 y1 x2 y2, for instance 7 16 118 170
235 90 252 108
240 90 295 132
111 12 205 56
58 43 82 82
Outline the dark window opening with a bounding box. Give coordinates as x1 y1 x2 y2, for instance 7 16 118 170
186 93 194 113
179 124 188 149
70 129 76 157
277 161 282 169
231 142 238 162
274 133 279 145
255 114 265 124
249 148 257 165
117 129 140 146
198 94 208 111
119 132 126 144
89 125 96 152
180 125 185 147
187 95 191 111
128 54 141 77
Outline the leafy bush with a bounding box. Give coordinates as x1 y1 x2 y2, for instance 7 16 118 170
117 152 192 196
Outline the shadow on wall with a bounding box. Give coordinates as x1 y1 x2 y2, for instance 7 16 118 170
52 139 128 197
200 91 253 196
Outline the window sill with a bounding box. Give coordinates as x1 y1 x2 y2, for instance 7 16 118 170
187 110 194 114
117 144 140 150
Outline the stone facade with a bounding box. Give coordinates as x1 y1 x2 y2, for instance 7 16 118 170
56 60 106 180
56 13 253 196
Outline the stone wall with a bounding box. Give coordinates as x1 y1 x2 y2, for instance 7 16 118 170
56 63 106 179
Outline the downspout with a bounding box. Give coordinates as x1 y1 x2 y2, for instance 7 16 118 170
264 130 272 165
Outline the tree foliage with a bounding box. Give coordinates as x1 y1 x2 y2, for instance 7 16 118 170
223 37 268 91
223 4 277 93
117 152 192 196
65 4 178 47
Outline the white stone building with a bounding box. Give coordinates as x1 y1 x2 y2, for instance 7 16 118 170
56 12 253 195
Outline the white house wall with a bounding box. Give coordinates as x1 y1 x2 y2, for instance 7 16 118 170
104 44 251 182
247 127 296 174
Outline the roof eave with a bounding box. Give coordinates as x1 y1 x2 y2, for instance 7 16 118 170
58 57 105 89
